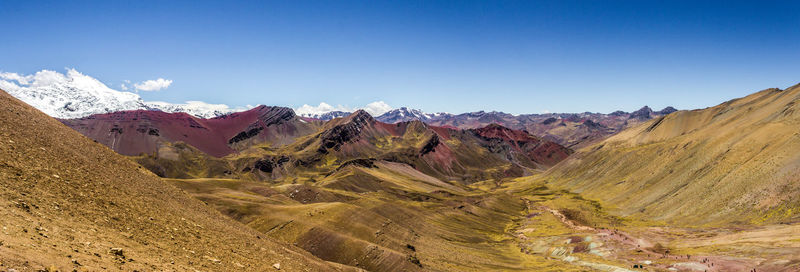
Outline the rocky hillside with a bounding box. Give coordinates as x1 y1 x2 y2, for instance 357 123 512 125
61 105 321 157
284 110 571 182
0 89 339 271
472 123 573 168
61 107 572 182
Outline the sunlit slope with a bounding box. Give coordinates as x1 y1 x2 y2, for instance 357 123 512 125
168 176 591 272
0 89 338 271
544 84 800 226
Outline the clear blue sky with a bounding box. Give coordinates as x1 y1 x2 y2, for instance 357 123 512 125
1 0 798 114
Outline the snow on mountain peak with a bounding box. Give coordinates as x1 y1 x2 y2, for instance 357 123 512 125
295 101 393 119
0 68 247 119
1 69 145 119
374 107 435 123
145 101 249 119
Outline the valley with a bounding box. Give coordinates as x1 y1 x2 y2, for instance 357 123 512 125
2 84 800 271
4 2 799 271
162 173 800 271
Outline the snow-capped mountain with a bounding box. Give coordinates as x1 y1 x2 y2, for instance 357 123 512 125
0 69 247 119
295 101 393 120
144 101 247 119
298 107 446 122
1 69 147 119
376 107 439 123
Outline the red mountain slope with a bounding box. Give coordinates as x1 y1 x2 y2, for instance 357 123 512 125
473 123 573 167
61 105 319 157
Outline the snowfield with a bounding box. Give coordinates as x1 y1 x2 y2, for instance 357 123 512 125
0 69 248 119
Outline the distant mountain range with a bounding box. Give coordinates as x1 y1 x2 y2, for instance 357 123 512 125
2 70 676 148
308 105 678 148
300 105 677 122
60 106 572 183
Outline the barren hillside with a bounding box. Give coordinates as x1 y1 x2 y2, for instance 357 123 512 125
0 89 341 271
544 84 800 226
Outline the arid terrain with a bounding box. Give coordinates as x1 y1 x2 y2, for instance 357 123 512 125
3 1 798 271
2 85 800 271
0 90 342 271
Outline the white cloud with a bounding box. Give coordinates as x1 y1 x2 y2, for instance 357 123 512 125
133 78 172 92
0 72 34 85
1 69 107 91
0 78 21 92
295 102 353 116
120 80 131 91
145 100 249 118
31 70 69 87
1 69 74 90
362 101 392 116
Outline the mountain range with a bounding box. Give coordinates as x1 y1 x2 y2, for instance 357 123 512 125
376 106 678 148
296 105 677 149
3 70 676 149
3 80 800 271
61 107 572 184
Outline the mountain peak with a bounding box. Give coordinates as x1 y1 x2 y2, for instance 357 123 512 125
347 109 374 122
657 106 678 115
375 107 433 123
256 106 296 126
629 105 654 120
317 110 375 153
609 110 628 116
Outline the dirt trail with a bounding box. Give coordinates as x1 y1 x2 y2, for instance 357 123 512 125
515 200 763 272
541 206 594 232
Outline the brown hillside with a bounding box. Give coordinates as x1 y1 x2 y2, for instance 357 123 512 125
0 89 341 271
543 84 800 226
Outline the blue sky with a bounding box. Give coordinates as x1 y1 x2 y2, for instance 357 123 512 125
1 0 799 114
